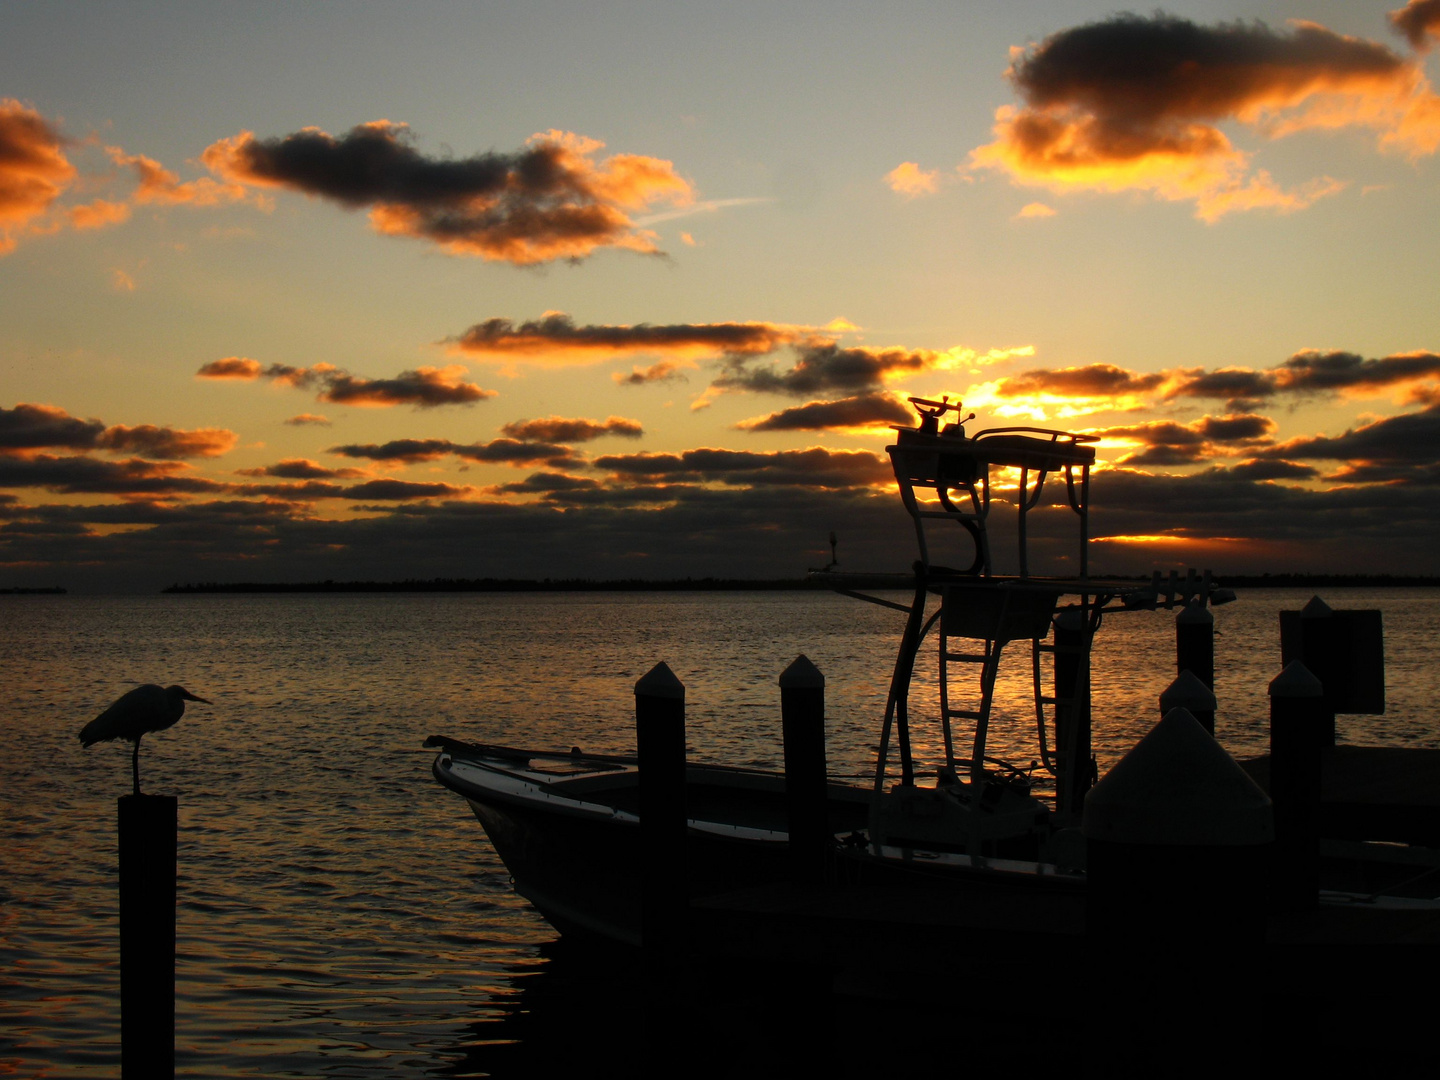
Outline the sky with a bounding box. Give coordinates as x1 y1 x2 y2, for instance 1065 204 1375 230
3 0 1440 591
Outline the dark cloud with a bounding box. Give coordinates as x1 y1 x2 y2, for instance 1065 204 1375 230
1196 413 1274 441
452 439 578 465
95 424 236 459
321 367 493 407
0 403 104 450
499 415 642 442
10 456 1440 592
613 360 691 385
489 471 603 496
328 439 455 464
1262 402 1440 485
0 454 226 497
1392 0 1440 50
1094 413 1275 466
1274 349 1440 393
594 447 891 489
1162 368 1276 410
236 458 365 480
329 437 577 468
1224 459 1320 481
715 342 955 397
736 393 914 432
971 14 1438 218
285 413 332 427
995 364 1166 401
197 358 494 409
451 312 797 362
1 403 236 459
197 357 263 379
336 479 468 501
202 124 691 264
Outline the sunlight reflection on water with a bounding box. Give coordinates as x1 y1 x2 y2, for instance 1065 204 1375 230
0 588 1435 1075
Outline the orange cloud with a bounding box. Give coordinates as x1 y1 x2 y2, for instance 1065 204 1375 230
1015 201 1056 219
107 147 256 207
68 199 130 230
203 122 692 264
0 99 75 252
970 14 1440 220
96 424 237 459
885 162 940 196
197 357 263 379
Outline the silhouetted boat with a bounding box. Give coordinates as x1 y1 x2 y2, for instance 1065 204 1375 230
428 396 1440 952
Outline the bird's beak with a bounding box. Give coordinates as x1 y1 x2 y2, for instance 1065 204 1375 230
184 692 212 704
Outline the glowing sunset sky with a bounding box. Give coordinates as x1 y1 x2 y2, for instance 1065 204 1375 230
4 1 1440 590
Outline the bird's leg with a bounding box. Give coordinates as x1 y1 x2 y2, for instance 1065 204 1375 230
131 736 142 796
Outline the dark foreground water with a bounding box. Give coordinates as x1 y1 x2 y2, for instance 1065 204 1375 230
2 588 1437 1075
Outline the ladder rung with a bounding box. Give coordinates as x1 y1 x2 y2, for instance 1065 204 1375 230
945 709 985 720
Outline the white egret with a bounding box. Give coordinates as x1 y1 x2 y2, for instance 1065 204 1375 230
78 684 211 795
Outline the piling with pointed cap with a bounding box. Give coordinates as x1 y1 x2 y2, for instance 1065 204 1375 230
1269 661 1327 910
1083 708 1273 947
780 655 829 886
635 662 687 966
1299 596 1338 745
1159 669 1218 735
1176 601 1215 691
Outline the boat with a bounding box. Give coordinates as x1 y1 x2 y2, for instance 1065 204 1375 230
427 395 1440 954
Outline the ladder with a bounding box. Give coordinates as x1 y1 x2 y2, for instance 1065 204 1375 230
936 583 1061 784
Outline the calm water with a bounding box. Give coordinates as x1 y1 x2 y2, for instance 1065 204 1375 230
2 588 1437 1075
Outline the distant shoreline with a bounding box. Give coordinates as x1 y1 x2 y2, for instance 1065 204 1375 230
158 573 1440 594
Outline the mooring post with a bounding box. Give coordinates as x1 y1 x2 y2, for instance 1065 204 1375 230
1269 661 1326 910
119 793 176 1080
780 655 829 886
1299 597 1338 746
1083 708 1273 954
1176 600 1214 691
1159 669 1217 736
635 662 688 969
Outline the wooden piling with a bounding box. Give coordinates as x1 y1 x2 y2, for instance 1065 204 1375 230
1269 661 1326 910
635 662 687 967
780 655 828 886
1298 596 1338 746
1159 669 1217 736
1083 708 1273 949
1176 601 1214 691
118 793 176 1080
